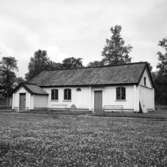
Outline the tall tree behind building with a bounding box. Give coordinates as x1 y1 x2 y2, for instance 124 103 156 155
157 38 167 75
25 50 84 80
0 57 18 102
25 50 62 80
25 50 50 80
102 25 132 65
154 38 167 105
62 57 83 69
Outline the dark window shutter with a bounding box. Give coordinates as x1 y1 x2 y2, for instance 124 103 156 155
116 87 120 100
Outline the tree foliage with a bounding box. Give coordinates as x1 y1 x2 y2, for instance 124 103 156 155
157 38 167 75
25 50 62 80
0 57 18 97
47 61 63 71
154 74 167 105
15 77 25 86
25 50 83 80
102 25 132 65
154 38 167 105
145 62 153 72
62 57 83 69
25 50 50 80
87 61 103 67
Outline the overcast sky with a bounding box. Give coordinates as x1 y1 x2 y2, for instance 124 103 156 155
0 0 167 77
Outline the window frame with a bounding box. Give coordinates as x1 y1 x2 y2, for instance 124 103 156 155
64 88 71 101
51 89 59 100
116 87 126 100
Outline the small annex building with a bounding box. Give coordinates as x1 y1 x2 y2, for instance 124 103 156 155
12 83 48 110
12 62 155 113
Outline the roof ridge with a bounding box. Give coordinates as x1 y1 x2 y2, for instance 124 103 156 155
42 61 148 72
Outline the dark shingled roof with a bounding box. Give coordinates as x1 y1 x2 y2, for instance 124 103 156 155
24 84 48 95
29 62 149 87
14 83 48 95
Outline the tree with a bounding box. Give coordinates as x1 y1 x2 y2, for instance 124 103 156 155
25 49 66 80
102 25 132 65
87 61 103 67
157 38 167 75
62 57 83 69
0 57 18 99
154 38 167 105
147 62 153 72
15 77 25 86
25 50 50 80
46 61 63 71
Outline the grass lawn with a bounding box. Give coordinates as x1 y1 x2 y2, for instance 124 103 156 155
0 112 167 166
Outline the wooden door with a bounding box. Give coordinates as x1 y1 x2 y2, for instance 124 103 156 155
19 93 26 110
94 90 102 113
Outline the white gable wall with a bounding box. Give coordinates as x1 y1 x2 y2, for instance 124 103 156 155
138 68 155 113
12 87 33 110
139 68 152 88
138 86 154 113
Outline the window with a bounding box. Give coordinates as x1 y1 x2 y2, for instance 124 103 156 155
116 87 126 100
51 89 58 100
144 77 146 86
64 89 71 100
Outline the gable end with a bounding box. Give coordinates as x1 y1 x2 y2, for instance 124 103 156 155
137 63 154 88
13 83 48 96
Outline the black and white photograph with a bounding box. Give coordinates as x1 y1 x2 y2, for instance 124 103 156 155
0 0 167 166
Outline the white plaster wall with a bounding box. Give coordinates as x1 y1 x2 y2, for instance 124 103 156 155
12 87 32 110
134 86 139 112
13 84 153 112
101 86 136 111
43 87 92 109
33 95 48 108
138 86 155 113
43 86 138 112
30 95 34 109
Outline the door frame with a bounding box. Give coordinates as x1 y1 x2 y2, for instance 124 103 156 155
94 90 103 113
19 93 26 110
